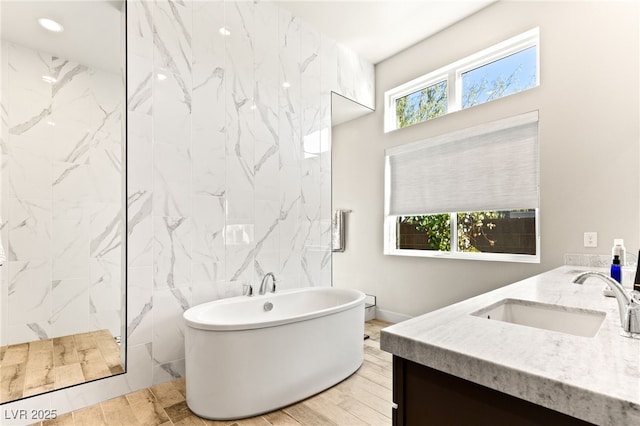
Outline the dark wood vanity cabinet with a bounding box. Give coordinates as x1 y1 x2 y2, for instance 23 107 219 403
392 356 594 426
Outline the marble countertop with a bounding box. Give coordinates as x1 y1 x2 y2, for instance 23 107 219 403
380 266 640 425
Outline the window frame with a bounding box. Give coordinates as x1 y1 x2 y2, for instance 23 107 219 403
383 110 541 264
384 210 540 263
384 28 540 133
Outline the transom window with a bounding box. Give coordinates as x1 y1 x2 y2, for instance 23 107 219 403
385 28 539 132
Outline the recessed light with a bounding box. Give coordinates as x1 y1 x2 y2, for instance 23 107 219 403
157 73 167 81
282 81 291 89
219 27 231 36
38 17 64 33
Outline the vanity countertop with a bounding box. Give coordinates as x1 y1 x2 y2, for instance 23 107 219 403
380 265 640 425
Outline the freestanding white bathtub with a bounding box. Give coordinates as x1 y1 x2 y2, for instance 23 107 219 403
183 287 366 420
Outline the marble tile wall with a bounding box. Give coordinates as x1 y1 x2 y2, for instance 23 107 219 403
0 0 373 421
0 42 124 347
126 0 374 386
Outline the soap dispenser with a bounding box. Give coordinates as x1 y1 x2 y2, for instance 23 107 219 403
611 255 622 284
612 239 626 266
604 239 627 297
604 256 622 297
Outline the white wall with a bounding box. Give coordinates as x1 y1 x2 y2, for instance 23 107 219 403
332 1 639 320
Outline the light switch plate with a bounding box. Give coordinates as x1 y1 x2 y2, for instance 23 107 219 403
584 232 598 248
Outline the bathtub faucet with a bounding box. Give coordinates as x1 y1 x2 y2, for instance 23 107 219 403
259 272 277 295
243 284 253 297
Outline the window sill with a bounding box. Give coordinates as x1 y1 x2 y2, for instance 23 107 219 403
384 248 540 264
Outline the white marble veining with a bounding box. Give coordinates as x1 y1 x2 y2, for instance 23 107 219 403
1 41 123 346
381 266 640 425
122 0 374 393
0 0 374 421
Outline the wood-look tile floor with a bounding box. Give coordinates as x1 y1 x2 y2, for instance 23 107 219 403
1 329 124 404
33 320 393 426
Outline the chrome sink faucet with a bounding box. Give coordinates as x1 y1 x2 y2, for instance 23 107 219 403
572 271 640 338
259 272 277 295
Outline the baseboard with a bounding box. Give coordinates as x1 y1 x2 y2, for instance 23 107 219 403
375 308 413 324
365 305 376 321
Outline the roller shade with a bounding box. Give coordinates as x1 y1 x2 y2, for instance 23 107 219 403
386 111 539 216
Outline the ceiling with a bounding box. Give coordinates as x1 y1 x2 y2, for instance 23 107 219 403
276 0 495 65
0 0 495 124
276 0 496 125
1 0 123 74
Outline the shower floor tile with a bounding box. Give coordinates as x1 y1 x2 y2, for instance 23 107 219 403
0 329 123 404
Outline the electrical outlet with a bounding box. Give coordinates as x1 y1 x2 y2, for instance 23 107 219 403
584 232 598 248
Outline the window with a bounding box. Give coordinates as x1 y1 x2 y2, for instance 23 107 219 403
384 112 539 263
385 28 539 132
395 80 447 128
397 210 537 255
461 46 537 109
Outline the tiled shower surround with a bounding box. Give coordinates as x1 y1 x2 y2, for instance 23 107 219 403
0 0 374 418
0 42 123 347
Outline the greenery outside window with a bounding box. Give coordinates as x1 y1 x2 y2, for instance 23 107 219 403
396 80 448 129
385 28 539 132
397 210 537 256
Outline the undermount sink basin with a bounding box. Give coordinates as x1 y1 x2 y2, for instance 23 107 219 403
471 298 606 337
